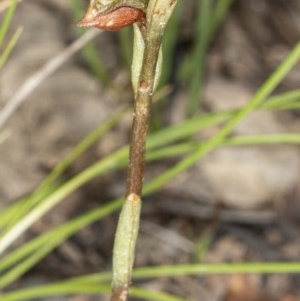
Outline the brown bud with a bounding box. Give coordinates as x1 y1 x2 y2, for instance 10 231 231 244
77 6 145 31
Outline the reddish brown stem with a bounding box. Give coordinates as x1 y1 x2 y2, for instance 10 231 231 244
125 36 162 198
110 34 162 301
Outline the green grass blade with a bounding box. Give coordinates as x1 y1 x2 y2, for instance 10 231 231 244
262 89 300 109
227 133 300 146
159 0 182 86
3 262 300 301
0 0 17 46
148 133 300 161
131 287 187 301
187 0 214 115
210 0 234 35
0 284 111 301
133 263 300 277
0 27 22 68
1 284 186 301
32 261 300 286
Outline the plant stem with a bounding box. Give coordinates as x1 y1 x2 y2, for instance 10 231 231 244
110 1 177 299
126 35 162 197
110 28 162 301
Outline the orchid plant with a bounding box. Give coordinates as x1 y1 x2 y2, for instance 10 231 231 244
78 1 178 300
1 2 300 301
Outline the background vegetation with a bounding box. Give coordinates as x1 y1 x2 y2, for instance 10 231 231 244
1 0 300 300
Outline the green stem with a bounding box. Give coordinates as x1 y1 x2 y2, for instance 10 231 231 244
111 0 178 299
111 194 141 301
111 28 162 301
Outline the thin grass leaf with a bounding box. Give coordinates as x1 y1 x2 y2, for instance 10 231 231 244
227 133 300 146
133 262 300 278
262 89 300 109
0 27 22 68
1 284 187 301
0 284 111 301
131 287 187 301
159 0 182 86
187 0 214 115
210 0 234 35
29 261 300 287
0 0 17 46
3 262 300 301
